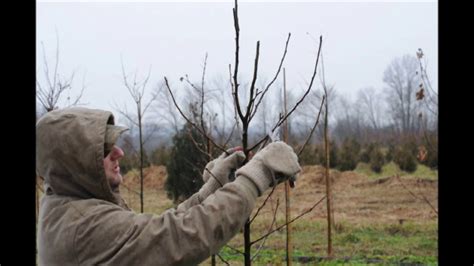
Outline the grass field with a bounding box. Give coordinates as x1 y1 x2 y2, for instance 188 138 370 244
120 163 438 265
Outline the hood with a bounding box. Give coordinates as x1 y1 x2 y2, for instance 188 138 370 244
36 107 127 207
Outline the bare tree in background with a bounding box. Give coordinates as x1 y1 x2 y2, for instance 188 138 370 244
36 34 86 116
357 87 384 131
332 95 362 143
151 80 183 136
300 85 337 144
383 55 421 136
254 78 272 139
115 60 158 213
211 75 237 145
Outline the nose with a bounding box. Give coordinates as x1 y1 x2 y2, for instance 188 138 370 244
110 146 124 160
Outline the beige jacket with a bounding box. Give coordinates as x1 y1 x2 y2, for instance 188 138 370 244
36 107 258 266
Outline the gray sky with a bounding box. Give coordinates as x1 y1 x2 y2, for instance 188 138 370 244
37 1 437 114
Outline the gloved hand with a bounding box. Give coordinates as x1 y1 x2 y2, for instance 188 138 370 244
235 141 301 196
198 147 246 200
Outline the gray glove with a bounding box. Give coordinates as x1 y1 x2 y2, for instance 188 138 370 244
235 141 301 196
198 147 246 200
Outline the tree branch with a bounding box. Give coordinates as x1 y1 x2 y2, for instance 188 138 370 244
216 253 230 266
250 185 276 224
245 41 260 120
225 244 244 255
164 77 228 154
251 198 280 261
251 33 291 120
298 95 325 156
273 35 323 131
250 195 326 245
232 0 245 122
187 128 213 161
395 175 438 216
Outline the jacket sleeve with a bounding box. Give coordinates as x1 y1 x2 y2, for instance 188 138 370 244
174 192 202 212
73 177 258 266
174 176 220 213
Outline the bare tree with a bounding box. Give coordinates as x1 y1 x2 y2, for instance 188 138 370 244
36 34 86 116
164 55 237 265
318 51 334 259
164 1 326 264
383 54 421 135
228 0 325 263
356 87 385 131
151 81 183 136
115 60 158 213
208 75 236 145
253 78 273 139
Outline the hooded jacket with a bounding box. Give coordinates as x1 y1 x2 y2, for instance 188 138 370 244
36 107 259 266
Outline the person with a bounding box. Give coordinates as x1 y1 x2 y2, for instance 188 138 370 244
36 107 301 265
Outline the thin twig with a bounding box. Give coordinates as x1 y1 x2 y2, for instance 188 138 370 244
273 35 323 131
298 96 325 156
251 33 291 120
395 175 438 216
164 77 228 154
248 36 323 152
223 122 237 148
225 245 244 255
247 135 270 152
216 253 230 266
187 128 212 160
232 0 245 122
251 198 280 261
229 64 242 138
251 196 326 245
200 53 208 136
245 41 260 120
204 167 224 188
250 186 277 224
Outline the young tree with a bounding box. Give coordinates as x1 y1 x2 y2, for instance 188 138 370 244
115 60 158 213
165 1 326 264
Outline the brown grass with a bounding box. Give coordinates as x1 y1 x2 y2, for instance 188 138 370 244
121 164 437 226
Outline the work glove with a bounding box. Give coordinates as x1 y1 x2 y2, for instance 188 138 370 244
198 147 246 200
235 141 301 196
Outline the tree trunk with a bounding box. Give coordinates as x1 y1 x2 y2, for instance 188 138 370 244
324 91 333 258
138 104 144 213
244 219 251 265
283 68 292 266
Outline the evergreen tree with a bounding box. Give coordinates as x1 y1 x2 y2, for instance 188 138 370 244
337 138 361 171
165 123 208 203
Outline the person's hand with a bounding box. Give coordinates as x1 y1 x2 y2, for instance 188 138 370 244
235 141 301 196
202 147 245 186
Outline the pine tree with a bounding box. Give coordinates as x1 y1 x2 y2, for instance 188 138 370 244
165 123 208 203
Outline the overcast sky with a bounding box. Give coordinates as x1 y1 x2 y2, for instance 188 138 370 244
37 1 438 114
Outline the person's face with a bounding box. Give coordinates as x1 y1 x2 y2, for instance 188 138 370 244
103 145 125 189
